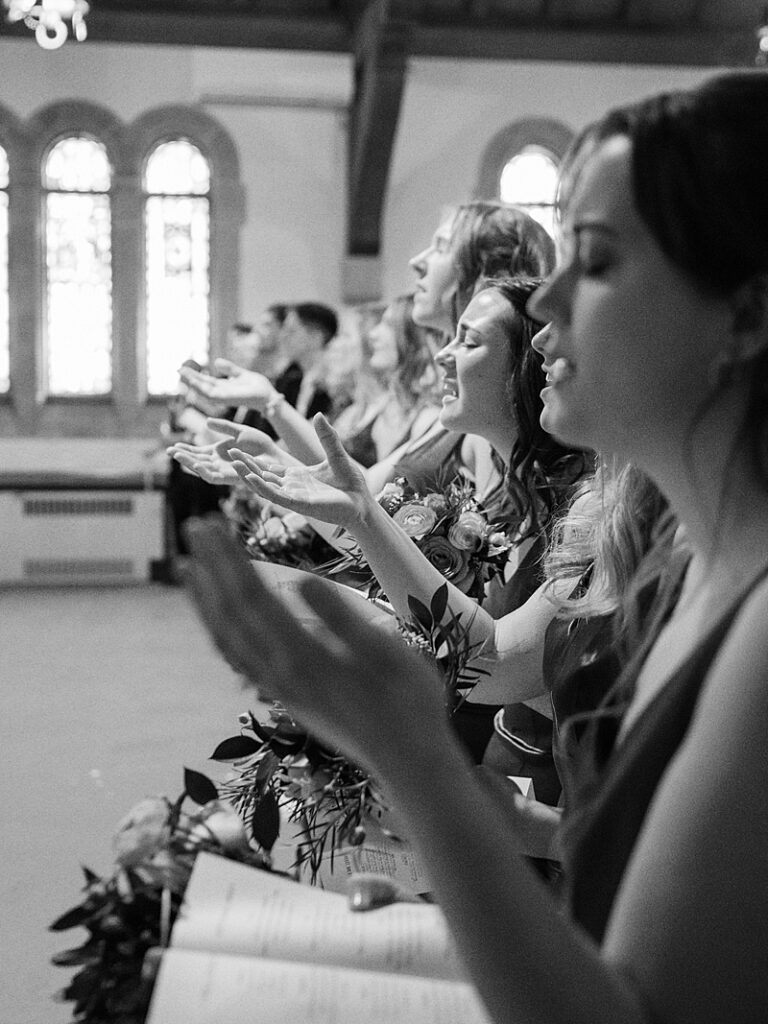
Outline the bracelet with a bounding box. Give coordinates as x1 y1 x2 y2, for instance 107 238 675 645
264 391 286 419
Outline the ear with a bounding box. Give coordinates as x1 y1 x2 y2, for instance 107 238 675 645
729 271 768 363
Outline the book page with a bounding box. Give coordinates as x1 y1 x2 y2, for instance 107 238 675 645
171 853 465 981
147 948 492 1024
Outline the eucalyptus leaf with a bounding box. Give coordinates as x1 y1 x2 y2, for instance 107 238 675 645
50 903 95 932
407 594 433 632
430 583 448 623
251 789 281 851
183 767 219 806
210 735 262 761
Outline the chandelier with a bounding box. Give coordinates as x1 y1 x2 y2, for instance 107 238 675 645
4 0 89 50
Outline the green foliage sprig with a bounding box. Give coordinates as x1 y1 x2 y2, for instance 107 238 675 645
50 772 269 1024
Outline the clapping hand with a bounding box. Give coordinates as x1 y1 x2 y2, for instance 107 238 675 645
184 516 445 778
228 413 373 532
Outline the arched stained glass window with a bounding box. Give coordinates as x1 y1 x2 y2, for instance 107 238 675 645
500 145 559 239
44 136 113 396
0 145 9 394
144 139 210 395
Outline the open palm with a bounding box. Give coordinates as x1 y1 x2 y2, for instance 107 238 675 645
230 415 370 531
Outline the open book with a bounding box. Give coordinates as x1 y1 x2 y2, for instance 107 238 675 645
146 852 492 1024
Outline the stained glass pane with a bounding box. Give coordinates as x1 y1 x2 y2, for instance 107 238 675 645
0 160 8 393
500 146 558 243
46 192 112 395
145 194 209 394
145 140 210 196
500 147 559 206
45 137 111 192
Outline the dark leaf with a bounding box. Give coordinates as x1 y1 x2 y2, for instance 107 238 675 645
80 865 101 887
51 944 102 968
255 750 280 789
210 735 262 761
407 594 433 632
429 584 448 623
50 903 94 932
183 768 219 806
250 719 276 744
250 790 281 851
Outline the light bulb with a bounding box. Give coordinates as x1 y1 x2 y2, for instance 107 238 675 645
35 14 66 48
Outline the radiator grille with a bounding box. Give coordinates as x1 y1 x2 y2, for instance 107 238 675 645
23 559 135 579
22 497 135 517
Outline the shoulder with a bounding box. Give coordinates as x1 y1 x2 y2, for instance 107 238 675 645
694 571 768 732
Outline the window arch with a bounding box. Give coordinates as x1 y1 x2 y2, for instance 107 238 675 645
0 143 9 394
127 106 243 402
0 101 243 437
143 138 211 396
43 135 113 396
475 118 574 239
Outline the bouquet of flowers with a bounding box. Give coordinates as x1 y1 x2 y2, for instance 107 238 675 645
221 485 340 571
212 583 488 883
323 477 513 603
50 770 271 1024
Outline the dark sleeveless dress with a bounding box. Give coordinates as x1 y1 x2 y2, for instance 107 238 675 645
393 426 465 494
560 569 768 944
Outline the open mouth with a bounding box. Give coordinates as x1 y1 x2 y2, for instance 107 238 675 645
543 357 574 385
441 376 459 402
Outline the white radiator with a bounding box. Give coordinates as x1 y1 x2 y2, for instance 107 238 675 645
0 490 164 585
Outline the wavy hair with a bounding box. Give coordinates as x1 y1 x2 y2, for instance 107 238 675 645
385 293 441 410
474 276 590 539
447 201 556 330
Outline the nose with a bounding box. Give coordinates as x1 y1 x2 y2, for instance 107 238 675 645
530 323 552 355
434 340 456 368
409 247 428 273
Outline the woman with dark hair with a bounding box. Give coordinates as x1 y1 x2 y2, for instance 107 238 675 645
227 277 587 766
394 201 556 495
187 71 768 1023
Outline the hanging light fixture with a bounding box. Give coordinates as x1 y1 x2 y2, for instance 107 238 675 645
4 0 89 50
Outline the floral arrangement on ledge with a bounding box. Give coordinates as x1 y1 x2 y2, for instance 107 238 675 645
50 771 270 1024
213 583 488 883
323 477 513 602
51 583 485 1023
220 485 339 571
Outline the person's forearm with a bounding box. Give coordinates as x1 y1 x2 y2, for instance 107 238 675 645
350 495 497 651
265 397 327 464
377 733 648 1024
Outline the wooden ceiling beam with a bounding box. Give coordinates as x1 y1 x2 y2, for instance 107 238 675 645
0 3 754 66
410 23 755 66
347 0 410 256
0 9 352 51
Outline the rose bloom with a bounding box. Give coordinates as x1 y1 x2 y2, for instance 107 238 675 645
447 511 487 552
113 797 171 867
419 534 475 592
190 799 251 855
422 492 449 518
393 502 438 538
377 481 405 514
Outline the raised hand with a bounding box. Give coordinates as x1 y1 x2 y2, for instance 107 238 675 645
205 419 284 464
229 413 373 531
170 445 239 485
179 359 277 410
184 516 446 777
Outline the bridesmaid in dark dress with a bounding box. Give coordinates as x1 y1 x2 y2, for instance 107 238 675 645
233 277 588 767
187 72 768 1024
